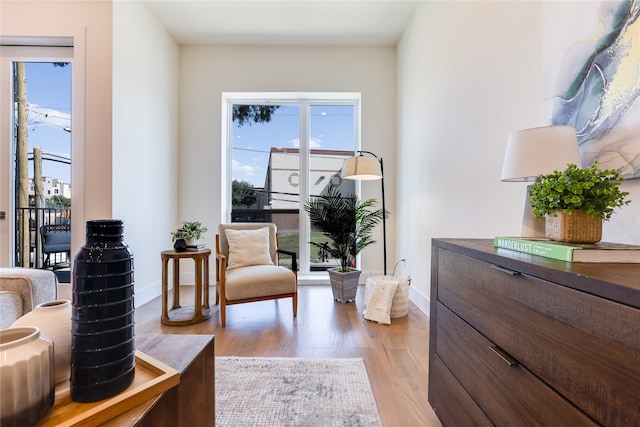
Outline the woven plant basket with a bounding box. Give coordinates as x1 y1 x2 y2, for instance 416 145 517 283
545 210 602 244
364 275 411 318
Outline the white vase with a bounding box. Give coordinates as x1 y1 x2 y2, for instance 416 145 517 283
12 299 72 384
0 326 55 426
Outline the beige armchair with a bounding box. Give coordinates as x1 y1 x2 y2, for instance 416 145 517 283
0 268 57 328
215 223 297 327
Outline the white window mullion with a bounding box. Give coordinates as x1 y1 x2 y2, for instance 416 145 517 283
298 102 310 274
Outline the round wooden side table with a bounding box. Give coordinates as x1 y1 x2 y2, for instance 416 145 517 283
161 248 211 326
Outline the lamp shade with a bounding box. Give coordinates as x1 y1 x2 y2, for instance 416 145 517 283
500 125 582 182
342 156 381 180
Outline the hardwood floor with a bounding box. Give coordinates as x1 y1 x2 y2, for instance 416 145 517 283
134 284 442 427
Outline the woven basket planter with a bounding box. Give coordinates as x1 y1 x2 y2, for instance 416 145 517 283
364 275 411 318
545 210 602 244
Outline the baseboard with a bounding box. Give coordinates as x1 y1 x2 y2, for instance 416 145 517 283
135 279 162 308
408 286 430 317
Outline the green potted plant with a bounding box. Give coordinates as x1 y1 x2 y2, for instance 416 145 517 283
304 187 385 302
171 221 208 250
529 162 630 243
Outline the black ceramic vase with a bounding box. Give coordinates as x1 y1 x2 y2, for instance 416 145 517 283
173 238 187 252
70 219 135 402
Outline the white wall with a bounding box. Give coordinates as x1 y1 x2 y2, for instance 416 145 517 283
178 46 397 276
397 1 640 314
397 1 546 312
113 2 180 306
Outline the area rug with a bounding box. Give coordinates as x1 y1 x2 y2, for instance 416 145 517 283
215 357 383 427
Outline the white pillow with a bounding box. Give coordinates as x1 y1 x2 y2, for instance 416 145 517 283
225 227 274 270
363 280 399 325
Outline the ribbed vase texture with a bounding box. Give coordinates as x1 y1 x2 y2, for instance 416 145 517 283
71 219 135 403
0 327 55 427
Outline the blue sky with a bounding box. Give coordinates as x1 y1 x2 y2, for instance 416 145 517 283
22 62 71 183
232 104 355 187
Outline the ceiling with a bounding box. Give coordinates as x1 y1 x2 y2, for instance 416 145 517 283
142 1 420 46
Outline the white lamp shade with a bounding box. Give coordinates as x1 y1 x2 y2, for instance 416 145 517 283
500 125 582 182
342 156 382 180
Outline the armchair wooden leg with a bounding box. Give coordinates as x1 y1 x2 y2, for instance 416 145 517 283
220 300 226 327
293 292 298 317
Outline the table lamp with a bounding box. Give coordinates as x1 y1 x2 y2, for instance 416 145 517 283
342 151 387 275
501 125 582 237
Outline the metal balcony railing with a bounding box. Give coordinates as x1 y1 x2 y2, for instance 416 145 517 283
15 207 71 269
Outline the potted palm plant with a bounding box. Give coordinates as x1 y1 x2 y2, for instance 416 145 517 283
304 187 385 302
529 162 630 243
171 221 208 251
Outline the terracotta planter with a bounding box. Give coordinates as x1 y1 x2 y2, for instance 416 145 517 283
328 268 361 303
545 210 602 244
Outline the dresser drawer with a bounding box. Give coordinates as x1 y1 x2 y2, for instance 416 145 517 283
436 248 640 426
429 352 492 426
435 302 597 426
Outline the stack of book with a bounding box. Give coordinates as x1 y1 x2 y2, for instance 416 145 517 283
494 236 640 263
186 243 206 252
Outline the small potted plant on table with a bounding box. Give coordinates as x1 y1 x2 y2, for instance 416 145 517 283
529 162 630 243
171 221 208 251
304 187 385 302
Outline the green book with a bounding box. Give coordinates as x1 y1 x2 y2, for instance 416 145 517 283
493 237 640 263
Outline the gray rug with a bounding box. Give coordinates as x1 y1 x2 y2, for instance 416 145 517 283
215 357 383 427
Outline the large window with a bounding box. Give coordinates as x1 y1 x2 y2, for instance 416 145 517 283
224 93 360 276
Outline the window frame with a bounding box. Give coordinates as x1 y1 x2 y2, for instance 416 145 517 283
221 92 362 278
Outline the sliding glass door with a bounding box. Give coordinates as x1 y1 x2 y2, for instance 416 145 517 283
226 95 359 276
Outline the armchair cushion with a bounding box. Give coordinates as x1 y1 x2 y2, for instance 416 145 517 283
225 227 274 270
224 265 296 301
0 291 23 329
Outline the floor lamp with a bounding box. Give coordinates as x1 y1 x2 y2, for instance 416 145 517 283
501 126 582 237
342 151 387 275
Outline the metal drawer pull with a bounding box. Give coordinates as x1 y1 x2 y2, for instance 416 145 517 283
490 265 521 276
490 346 519 366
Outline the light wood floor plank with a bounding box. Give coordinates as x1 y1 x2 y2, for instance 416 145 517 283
134 284 442 427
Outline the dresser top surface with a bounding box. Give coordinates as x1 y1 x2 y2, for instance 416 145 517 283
433 238 640 309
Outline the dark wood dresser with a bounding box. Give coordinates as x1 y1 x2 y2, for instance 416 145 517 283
429 238 640 426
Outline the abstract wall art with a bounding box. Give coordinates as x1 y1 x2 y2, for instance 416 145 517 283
543 0 639 179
